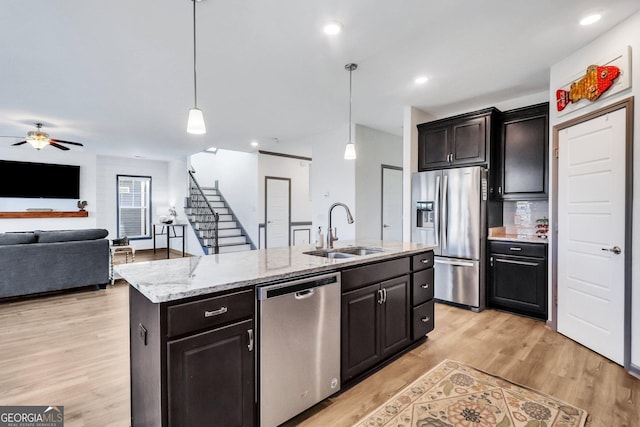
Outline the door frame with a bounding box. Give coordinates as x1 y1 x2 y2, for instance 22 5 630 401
264 176 291 248
551 97 634 370
380 164 403 240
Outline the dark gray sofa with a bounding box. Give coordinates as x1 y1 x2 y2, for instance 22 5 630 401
0 229 110 299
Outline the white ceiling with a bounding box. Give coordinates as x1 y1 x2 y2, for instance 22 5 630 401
1 0 639 161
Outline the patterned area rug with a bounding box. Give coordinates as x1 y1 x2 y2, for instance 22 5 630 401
355 359 588 427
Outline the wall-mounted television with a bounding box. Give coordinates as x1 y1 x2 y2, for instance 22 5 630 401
0 160 80 199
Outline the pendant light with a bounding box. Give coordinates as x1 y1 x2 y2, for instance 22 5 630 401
187 0 206 134
344 63 357 159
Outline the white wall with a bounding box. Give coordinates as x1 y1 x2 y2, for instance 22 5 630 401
258 152 312 224
95 155 171 251
549 10 640 370
299 124 357 242
190 150 259 246
0 146 98 231
355 124 402 240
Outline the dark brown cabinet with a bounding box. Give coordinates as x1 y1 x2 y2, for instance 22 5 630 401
488 241 547 320
417 108 499 171
129 287 255 427
340 251 435 385
410 251 435 340
168 320 254 426
341 274 411 383
497 103 549 200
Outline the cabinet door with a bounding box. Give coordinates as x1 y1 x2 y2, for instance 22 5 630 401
168 319 255 427
418 125 450 170
380 275 411 359
451 116 486 165
341 283 381 382
499 104 549 200
489 254 547 319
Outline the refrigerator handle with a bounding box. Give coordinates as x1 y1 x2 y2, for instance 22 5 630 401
442 173 448 251
435 175 441 247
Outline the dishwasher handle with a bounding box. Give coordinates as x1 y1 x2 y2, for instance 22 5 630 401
295 289 315 300
257 272 339 300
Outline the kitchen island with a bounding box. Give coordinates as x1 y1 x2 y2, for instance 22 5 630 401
117 240 435 427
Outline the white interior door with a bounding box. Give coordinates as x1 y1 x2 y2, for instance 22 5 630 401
557 107 627 365
382 166 402 240
266 178 290 248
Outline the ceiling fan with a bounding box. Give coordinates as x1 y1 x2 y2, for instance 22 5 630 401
11 123 84 151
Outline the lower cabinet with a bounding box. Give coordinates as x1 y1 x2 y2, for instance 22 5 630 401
129 286 255 427
167 319 254 426
488 241 547 320
341 251 434 384
341 274 411 383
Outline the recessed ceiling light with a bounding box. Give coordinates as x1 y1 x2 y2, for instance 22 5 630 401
415 75 429 85
323 21 342 35
250 140 259 147
580 13 601 26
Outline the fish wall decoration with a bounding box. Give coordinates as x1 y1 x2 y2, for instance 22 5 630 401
556 64 620 111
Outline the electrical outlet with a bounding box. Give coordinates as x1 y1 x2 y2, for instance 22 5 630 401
138 323 147 346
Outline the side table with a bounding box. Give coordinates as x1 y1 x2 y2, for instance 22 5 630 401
110 245 136 284
153 224 186 259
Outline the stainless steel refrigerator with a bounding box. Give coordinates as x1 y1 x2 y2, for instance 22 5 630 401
411 166 488 311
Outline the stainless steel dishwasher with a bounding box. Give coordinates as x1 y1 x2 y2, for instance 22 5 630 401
257 272 341 427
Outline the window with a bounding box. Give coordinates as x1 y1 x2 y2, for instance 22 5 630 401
117 175 151 239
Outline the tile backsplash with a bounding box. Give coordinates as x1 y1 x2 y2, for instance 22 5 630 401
503 200 549 237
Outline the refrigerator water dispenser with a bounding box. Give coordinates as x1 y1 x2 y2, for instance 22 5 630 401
416 201 435 229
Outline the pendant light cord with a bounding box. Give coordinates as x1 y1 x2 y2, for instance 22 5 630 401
193 0 198 108
348 67 352 143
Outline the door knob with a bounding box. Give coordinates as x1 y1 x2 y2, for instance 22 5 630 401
383 224 390 228
602 246 622 254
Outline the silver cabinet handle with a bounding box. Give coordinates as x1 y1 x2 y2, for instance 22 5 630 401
247 329 254 352
420 284 430 289
377 289 384 305
204 306 228 317
420 258 430 265
421 316 430 323
602 246 622 255
509 247 522 251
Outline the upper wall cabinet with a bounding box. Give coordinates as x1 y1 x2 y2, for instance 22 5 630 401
497 103 549 200
417 107 499 171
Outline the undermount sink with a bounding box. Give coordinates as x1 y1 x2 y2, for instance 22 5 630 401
303 246 385 259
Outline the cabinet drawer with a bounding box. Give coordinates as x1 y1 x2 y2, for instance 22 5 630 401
412 300 434 340
411 251 434 271
489 241 546 258
341 257 410 292
412 268 434 306
167 289 254 337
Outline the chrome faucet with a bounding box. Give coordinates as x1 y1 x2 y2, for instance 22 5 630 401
327 202 354 249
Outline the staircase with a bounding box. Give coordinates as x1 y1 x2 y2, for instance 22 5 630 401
186 173 254 254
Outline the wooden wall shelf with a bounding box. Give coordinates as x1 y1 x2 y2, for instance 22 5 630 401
0 211 89 219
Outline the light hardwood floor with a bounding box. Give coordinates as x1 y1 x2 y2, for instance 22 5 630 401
0 250 637 427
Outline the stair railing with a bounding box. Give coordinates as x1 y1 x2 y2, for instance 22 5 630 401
188 171 219 254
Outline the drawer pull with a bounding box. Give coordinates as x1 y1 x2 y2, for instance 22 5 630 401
204 306 228 318
420 284 430 289
420 259 430 264
509 247 522 251
421 316 431 323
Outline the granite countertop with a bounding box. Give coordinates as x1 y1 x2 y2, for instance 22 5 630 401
116 240 435 303
488 227 548 244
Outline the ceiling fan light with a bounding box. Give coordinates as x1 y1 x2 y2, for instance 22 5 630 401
344 142 356 160
26 131 50 150
187 108 206 134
